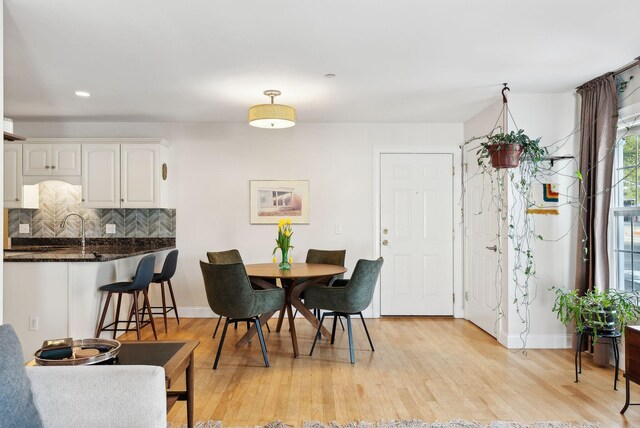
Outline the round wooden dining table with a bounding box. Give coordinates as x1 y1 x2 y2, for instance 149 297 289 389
238 263 348 358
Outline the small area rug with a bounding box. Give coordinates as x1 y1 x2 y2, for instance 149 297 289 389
172 420 600 428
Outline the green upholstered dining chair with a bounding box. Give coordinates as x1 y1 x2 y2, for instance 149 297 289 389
299 249 347 328
206 249 272 337
305 257 383 364
200 260 284 369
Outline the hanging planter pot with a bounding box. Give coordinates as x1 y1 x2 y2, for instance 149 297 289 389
487 143 523 169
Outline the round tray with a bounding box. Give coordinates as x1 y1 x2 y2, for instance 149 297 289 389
35 338 121 366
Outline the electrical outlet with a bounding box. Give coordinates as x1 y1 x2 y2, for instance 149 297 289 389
106 224 116 234
29 316 39 331
19 224 30 234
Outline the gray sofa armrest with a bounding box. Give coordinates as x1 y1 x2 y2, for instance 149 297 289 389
26 365 167 428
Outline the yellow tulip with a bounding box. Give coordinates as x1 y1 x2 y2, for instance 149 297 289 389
286 218 292 225
272 257 277 263
285 230 291 237
288 257 292 263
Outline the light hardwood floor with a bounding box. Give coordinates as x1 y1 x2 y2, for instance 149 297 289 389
119 317 640 427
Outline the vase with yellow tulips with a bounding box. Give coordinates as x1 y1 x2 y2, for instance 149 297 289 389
273 218 294 270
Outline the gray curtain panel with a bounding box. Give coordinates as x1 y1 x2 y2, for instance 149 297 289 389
574 73 618 295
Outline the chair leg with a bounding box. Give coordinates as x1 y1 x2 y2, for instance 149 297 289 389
143 288 158 340
310 313 326 356
265 320 271 333
613 337 620 391
346 314 355 364
359 312 375 351
167 279 180 324
213 318 230 369
213 316 223 338
575 332 582 383
133 291 142 340
255 317 270 368
160 281 168 333
331 315 338 345
112 293 123 339
126 299 135 334
95 292 113 338
338 317 345 330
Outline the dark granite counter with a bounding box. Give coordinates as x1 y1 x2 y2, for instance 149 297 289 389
3 238 175 262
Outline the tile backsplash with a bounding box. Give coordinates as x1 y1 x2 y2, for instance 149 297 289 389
8 181 175 238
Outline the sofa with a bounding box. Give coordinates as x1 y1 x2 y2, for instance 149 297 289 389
0 324 167 428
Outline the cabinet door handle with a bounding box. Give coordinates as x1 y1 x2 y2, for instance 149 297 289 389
15 198 19 202
81 198 85 202
51 165 56 169
45 165 50 169
121 199 124 202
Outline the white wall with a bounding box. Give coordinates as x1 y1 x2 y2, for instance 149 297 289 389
14 121 463 317
463 93 579 349
0 2 4 324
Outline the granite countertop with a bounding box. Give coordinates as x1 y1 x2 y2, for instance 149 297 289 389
3 238 176 262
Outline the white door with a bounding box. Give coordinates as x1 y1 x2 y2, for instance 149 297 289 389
82 144 120 208
464 164 501 336
23 144 51 175
121 144 159 208
380 153 454 315
4 144 23 208
52 144 81 176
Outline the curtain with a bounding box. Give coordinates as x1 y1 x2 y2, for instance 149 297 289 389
574 73 618 296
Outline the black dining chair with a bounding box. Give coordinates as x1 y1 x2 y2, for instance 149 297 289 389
95 254 158 340
141 249 179 333
306 257 383 363
200 260 285 369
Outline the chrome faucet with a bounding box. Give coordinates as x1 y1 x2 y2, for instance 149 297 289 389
60 213 85 250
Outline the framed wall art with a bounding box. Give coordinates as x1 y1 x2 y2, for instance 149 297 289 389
250 180 310 224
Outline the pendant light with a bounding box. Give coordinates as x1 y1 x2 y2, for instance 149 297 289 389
248 90 296 129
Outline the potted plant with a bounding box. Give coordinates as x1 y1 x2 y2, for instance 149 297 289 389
477 129 546 169
552 287 640 338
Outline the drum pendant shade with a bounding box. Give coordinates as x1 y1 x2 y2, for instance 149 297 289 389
249 90 296 129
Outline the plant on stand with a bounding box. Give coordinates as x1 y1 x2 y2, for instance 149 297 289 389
273 218 294 270
552 287 640 339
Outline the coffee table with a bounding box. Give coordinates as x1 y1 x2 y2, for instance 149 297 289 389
114 341 198 428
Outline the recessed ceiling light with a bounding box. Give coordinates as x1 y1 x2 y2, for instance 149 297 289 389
324 73 336 78
74 91 91 97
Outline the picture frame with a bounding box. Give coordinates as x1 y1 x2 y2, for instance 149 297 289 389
250 180 310 224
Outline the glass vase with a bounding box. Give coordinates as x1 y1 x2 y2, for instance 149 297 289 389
279 247 291 270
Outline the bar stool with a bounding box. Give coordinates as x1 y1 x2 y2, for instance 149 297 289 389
141 249 180 332
95 254 158 340
575 329 621 390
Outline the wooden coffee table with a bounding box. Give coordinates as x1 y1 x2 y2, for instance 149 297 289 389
116 340 199 428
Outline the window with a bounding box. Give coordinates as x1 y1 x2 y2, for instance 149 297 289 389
613 128 640 291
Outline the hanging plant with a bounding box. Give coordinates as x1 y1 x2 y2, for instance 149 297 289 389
477 129 546 169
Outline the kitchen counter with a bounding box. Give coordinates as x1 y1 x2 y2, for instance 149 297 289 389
4 237 177 360
3 237 175 262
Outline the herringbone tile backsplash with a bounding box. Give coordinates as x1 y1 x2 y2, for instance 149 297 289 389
8 181 175 238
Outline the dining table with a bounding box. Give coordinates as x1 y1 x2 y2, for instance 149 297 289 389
238 262 348 357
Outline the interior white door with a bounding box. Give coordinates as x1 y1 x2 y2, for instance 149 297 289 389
380 153 454 315
464 164 501 337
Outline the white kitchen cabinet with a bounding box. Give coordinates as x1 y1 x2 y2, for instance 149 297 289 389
23 143 81 176
82 144 121 208
4 143 39 208
121 144 160 208
80 138 170 208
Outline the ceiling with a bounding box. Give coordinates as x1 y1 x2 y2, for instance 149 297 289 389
4 0 640 123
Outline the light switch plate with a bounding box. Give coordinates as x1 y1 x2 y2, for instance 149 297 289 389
19 224 30 234
106 224 116 234
335 224 343 235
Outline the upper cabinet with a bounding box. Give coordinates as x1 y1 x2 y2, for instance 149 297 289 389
82 144 121 208
81 139 170 209
23 143 81 176
4 143 39 209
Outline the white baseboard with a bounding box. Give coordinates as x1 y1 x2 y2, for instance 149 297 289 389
177 307 217 318
500 332 572 349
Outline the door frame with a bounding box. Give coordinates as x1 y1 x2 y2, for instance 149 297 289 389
372 146 463 318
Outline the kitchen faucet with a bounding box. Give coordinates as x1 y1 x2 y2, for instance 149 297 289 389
60 213 86 250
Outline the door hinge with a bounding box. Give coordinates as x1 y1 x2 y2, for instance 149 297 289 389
465 291 469 301
453 293 455 304
464 163 468 173
452 165 455 176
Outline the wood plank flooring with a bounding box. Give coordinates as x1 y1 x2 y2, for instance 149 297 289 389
119 317 640 427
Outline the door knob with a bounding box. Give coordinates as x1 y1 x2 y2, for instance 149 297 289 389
45 165 50 169
486 245 497 252
382 240 389 246
51 165 56 169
